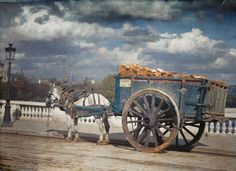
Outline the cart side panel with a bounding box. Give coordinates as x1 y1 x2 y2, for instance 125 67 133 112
203 82 228 117
114 77 131 114
182 81 202 118
130 79 182 112
114 76 206 119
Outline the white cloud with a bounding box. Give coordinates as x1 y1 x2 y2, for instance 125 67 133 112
3 4 236 84
68 0 181 21
228 48 236 57
72 41 96 48
9 6 117 41
96 46 144 65
15 53 25 60
147 28 224 56
160 32 177 39
214 57 229 68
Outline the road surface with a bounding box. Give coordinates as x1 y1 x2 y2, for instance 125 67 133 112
0 133 235 171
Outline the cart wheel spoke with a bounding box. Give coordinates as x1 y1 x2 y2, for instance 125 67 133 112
160 124 172 132
153 127 164 144
129 109 143 118
143 95 151 114
183 126 196 138
129 124 143 135
133 125 143 140
163 129 169 135
175 134 179 145
180 130 188 144
133 100 147 116
160 107 171 115
155 127 166 142
137 128 147 143
144 129 151 147
127 120 143 124
151 128 158 146
151 95 155 113
172 121 205 151
154 99 164 115
184 123 200 128
157 118 175 122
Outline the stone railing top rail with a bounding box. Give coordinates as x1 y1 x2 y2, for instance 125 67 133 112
0 99 236 118
225 108 236 118
0 100 45 107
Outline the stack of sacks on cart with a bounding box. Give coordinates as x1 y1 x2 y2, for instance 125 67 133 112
118 64 226 86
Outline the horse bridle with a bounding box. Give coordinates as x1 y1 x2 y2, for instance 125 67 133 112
47 90 59 106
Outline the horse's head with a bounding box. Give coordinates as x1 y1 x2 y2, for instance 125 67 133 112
45 84 62 108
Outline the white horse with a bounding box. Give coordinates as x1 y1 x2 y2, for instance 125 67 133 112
45 84 111 144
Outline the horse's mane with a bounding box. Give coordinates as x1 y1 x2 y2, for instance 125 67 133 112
53 84 63 95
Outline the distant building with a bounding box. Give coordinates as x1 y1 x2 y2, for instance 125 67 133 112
0 61 7 82
90 79 95 84
38 78 50 85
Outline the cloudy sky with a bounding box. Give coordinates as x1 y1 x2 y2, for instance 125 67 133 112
0 0 236 84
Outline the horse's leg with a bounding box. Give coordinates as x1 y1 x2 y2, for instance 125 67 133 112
73 117 80 142
95 118 105 144
103 116 110 144
65 115 73 142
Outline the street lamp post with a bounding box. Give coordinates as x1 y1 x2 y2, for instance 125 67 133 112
1 43 16 127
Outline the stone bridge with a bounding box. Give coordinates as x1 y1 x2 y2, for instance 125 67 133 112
0 100 236 171
0 100 235 135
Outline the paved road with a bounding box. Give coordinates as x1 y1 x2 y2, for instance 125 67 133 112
0 133 235 171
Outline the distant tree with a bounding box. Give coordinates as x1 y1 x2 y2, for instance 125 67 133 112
0 81 5 99
71 75 115 101
226 95 236 108
99 75 115 101
9 73 50 102
226 85 236 108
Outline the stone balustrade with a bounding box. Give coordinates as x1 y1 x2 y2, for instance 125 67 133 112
0 100 51 121
0 99 235 135
206 108 236 135
206 119 236 135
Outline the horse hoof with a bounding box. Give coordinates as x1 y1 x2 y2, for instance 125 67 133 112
74 138 80 142
97 140 109 145
103 140 109 145
65 137 72 142
97 140 103 145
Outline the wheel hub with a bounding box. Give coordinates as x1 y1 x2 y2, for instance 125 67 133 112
144 117 150 125
143 115 156 128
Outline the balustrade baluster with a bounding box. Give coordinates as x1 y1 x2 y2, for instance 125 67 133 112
44 108 48 119
219 122 223 133
39 107 43 120
225 120 229 134
208 122 211 132
26 106 30 120
213 121 217 133
231 119 235 134
35 107 38 119
35 107 39 119
32 106 36 120
21 106 25 119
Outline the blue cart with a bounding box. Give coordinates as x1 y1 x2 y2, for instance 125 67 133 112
112 75 228 152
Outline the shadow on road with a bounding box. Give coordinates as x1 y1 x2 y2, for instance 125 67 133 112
46 129 212 153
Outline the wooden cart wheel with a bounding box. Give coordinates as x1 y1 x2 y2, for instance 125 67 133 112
122 88 180 153
171 120 205 151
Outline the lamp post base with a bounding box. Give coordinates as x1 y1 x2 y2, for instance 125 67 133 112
1 103 12 127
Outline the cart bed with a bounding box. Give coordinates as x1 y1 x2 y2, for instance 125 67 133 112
113 75 228 121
